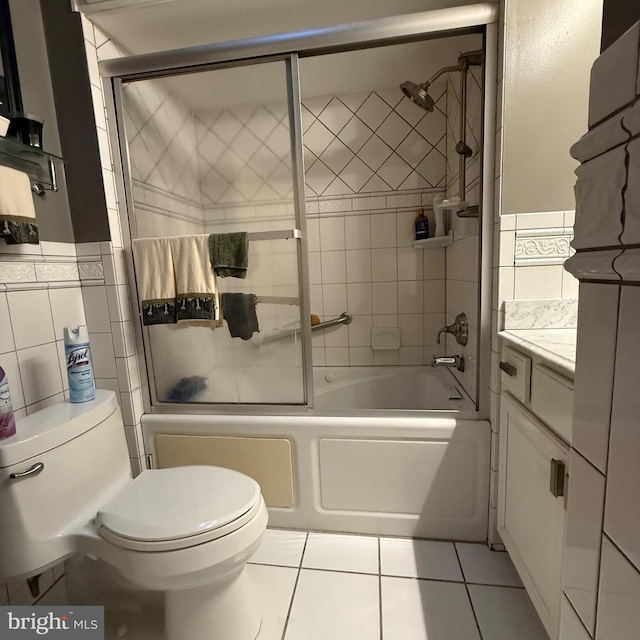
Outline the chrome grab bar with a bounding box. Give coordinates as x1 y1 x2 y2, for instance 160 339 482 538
311 312 352 332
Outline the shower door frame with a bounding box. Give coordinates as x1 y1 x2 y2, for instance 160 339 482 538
100 3 499 417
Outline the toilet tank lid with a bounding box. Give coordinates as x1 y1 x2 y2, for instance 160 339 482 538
0 390 119 468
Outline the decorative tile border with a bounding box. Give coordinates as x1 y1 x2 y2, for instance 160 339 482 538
514 228 574 265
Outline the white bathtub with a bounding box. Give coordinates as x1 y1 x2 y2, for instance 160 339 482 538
313 366 475 411
143 366 490 540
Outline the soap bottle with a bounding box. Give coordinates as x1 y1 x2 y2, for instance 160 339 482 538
0 365 17 439
64 326 96 403
414 208 429 241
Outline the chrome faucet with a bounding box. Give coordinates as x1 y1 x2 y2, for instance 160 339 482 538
436 312 469 346
431 355 465 372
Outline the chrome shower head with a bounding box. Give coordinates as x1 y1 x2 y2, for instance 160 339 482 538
399 80 435 112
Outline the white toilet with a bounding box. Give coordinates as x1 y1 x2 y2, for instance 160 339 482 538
0 390 268 640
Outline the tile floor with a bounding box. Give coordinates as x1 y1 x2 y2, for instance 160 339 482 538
249 529 549 640
43 529 550 640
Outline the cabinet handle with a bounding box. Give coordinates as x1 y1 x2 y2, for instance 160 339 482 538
550 459 565 497
500 361 517 377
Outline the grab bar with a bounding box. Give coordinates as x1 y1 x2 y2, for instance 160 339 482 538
311 312 352 332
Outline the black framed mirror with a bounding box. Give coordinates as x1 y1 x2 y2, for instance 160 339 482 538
0 0 22 120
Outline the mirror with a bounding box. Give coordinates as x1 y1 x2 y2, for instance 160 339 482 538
0 0 21 120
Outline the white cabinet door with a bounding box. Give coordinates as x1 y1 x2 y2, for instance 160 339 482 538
498 393 569 640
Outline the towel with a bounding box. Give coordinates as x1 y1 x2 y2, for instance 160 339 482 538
221 293 259 340
132 237 176 325
172 235 218 322
209 232 248 278
0 165 39 244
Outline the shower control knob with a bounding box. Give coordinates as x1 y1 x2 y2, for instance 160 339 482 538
324 373 335 383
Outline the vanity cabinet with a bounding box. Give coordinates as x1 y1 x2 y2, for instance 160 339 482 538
497 343 573 640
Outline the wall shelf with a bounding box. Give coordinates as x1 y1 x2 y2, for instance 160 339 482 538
0 136 63 193
412 230 453 249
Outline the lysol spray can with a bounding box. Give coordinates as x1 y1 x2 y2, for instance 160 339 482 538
64 326 96 403
0 365 17 439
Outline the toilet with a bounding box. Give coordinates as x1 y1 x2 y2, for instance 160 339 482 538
0 390 268 640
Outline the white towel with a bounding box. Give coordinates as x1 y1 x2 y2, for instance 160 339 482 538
132 235 218 326
171 235 218 323
0 165 39 244
132 237 176 325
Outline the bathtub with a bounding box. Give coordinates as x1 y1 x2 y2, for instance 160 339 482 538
313 366 475 411
142 366 490 540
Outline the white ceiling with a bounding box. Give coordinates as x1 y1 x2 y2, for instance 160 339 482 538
86 0 483 113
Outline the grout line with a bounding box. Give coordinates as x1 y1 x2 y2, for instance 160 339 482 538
454 544 484 640
279 532 308 640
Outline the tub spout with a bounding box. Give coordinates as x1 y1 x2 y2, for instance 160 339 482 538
431 355 465 372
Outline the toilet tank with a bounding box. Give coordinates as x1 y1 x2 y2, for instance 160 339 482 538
0 390 131 581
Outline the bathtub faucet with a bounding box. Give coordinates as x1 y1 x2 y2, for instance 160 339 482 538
431 355 465 372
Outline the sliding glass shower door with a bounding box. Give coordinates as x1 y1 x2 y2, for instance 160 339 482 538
118 57 311 405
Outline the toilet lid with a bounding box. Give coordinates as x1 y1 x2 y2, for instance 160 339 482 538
96 466 261 542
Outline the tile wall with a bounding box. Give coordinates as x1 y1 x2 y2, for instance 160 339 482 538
559 22 640 639
82 19 147 471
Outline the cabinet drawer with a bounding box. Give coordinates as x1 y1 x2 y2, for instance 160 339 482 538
530 365 574 443
500 346 532 403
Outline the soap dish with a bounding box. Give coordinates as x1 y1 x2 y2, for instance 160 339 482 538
370 328 400 351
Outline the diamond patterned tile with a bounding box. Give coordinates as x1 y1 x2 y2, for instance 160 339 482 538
303 147 317 172
304 120 335 156
214 147 245 182
320 138 355 174
211 110 243 144
399 171 431 190
304 96 332 117
415 108 446 144
396 131 434 168
377 153 412 189
394 97 426 127
231 127 262 162
233 165 263 200
202 169 229 202
338 91 370 113
356 93 392 130
376 87 404 109
254 182 281 201
268 162 294 198
301 105 316 132
338 116 374 154
249 146 280 180
416 149 447 187
244 105 280 141
359 174 392 193
306 159 335 195
323 177 354 196
376 112 412 149
265 123 291 159
266 100 288 121
318 98 353 135
358 135 393 171
340 156 374 193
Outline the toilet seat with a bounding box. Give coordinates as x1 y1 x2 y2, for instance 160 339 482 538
96 466 262 552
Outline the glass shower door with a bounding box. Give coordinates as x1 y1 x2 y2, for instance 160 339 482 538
119 57 311 405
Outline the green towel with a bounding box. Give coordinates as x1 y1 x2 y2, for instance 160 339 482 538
208 232 248 278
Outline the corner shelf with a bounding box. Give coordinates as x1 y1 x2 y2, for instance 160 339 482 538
412 230 453 249
0 136 63 193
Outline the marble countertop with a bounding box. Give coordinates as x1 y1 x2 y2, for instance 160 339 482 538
499 328 577 379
